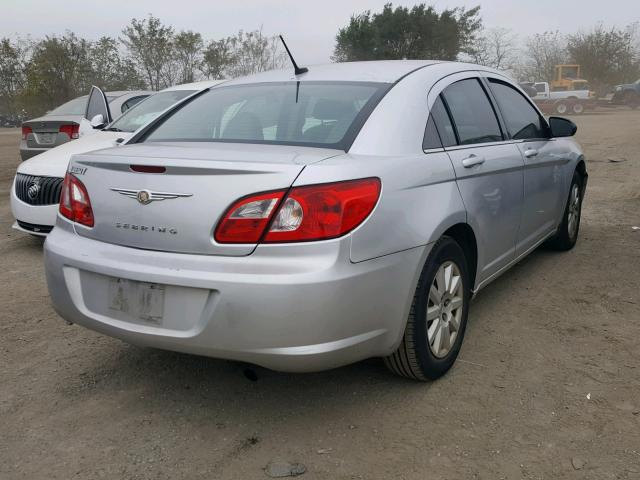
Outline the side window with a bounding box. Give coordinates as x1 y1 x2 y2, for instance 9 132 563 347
423 115 441 150
441 79 503 145
432 96 457 147
121 96 148 113
488 79 548 140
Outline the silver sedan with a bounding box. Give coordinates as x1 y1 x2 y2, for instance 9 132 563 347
44 61 587 380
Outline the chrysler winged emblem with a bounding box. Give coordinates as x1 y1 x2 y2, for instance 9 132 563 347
110 187 192 205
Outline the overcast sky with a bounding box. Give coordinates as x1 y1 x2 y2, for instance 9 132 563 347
2 0 636 63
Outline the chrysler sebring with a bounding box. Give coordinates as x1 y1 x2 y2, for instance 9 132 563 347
44 61 587 380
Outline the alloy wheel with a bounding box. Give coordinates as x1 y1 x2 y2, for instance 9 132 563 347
426 261 464 358
567 184 581 239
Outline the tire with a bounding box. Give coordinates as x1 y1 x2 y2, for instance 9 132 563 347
384 236 471 381
554 101 569 115
572 102 584 115
547 171 584 251
625 93 639 110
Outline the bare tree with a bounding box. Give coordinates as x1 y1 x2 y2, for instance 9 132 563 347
201 28 287 80
226 29 287 78
121 15 175 90
518 31 568 82
467 27 518 70
173 30 203 83
201 38 234 80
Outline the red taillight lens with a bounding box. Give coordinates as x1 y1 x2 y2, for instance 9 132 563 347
214 178 381 244
59 173 94 227
59 124 80 139
21 125 32 140
215 190 286 243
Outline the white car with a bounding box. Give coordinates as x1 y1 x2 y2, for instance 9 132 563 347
11 80 224 236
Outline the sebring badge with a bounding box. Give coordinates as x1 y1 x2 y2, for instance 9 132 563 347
110 188 192 205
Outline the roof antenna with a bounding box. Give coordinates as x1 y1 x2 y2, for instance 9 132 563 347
279 35 308 76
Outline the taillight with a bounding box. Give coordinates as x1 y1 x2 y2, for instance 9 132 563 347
214 178 381 244
21 125 32 140
59 173 94 227
59 124 80 139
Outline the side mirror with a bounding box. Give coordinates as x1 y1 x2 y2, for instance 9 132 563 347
548 116 577 137
90 113 106 129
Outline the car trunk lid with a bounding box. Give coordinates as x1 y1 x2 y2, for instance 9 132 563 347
23 116 81 148
68 142 341 256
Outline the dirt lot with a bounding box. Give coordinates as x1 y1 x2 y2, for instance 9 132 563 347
1 111 639 480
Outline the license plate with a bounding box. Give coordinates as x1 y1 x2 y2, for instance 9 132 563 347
108 278 165 324
37 133 56 145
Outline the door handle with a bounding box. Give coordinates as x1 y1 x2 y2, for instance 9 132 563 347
524 149 538 158
462 154 486 168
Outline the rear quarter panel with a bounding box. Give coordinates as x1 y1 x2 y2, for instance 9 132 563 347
295 152 465 263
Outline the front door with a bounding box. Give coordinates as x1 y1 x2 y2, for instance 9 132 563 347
485 77 567 256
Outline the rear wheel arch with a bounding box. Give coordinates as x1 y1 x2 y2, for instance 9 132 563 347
442 223 478 290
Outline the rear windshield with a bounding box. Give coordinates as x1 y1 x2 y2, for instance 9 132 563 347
109 90 196 133
48 96 87 115
142 82 390 150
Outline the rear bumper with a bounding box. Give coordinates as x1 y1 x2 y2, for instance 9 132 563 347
10 183 58 235
44 225 427 372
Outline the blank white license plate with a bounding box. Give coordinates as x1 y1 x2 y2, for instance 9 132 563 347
37 133 56 144
108 278 165 324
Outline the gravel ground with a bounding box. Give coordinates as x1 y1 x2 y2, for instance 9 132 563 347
1 111 639 480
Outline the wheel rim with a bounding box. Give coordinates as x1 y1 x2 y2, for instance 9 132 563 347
567 184 581 239
557 104 567 114
573 104 584 114
427 261 464 358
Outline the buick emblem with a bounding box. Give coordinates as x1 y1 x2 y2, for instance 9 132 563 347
27 181 41 200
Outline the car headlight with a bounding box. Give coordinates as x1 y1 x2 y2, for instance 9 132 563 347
615 86 622 92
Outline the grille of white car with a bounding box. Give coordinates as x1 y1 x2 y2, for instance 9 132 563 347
15 173 64 206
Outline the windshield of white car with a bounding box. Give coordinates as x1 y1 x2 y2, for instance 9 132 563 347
141 82 390 150
108 90 197 133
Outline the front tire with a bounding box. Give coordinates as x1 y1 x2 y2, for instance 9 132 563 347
548 171 584 250
384 237 471 381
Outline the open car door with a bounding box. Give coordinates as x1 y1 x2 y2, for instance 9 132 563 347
83 86 112 132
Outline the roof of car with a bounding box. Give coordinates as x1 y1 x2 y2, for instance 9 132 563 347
105 90 153 97
162 80 227 92
225 60 442 85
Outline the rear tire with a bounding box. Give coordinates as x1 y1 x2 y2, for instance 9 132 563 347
554 101 569 115
547 171 584 251
384 237 471 381
572 102 584 115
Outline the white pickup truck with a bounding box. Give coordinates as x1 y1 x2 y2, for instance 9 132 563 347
525 82 596 115
531 82 591 100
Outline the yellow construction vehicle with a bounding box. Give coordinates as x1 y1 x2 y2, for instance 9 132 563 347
551 65 590 92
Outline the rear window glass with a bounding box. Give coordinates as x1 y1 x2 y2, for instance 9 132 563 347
142 82 389 149
48 96 87 116
110 90 195 133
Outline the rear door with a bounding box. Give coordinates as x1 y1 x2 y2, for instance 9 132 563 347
485 76 567 256
431 75 524 284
